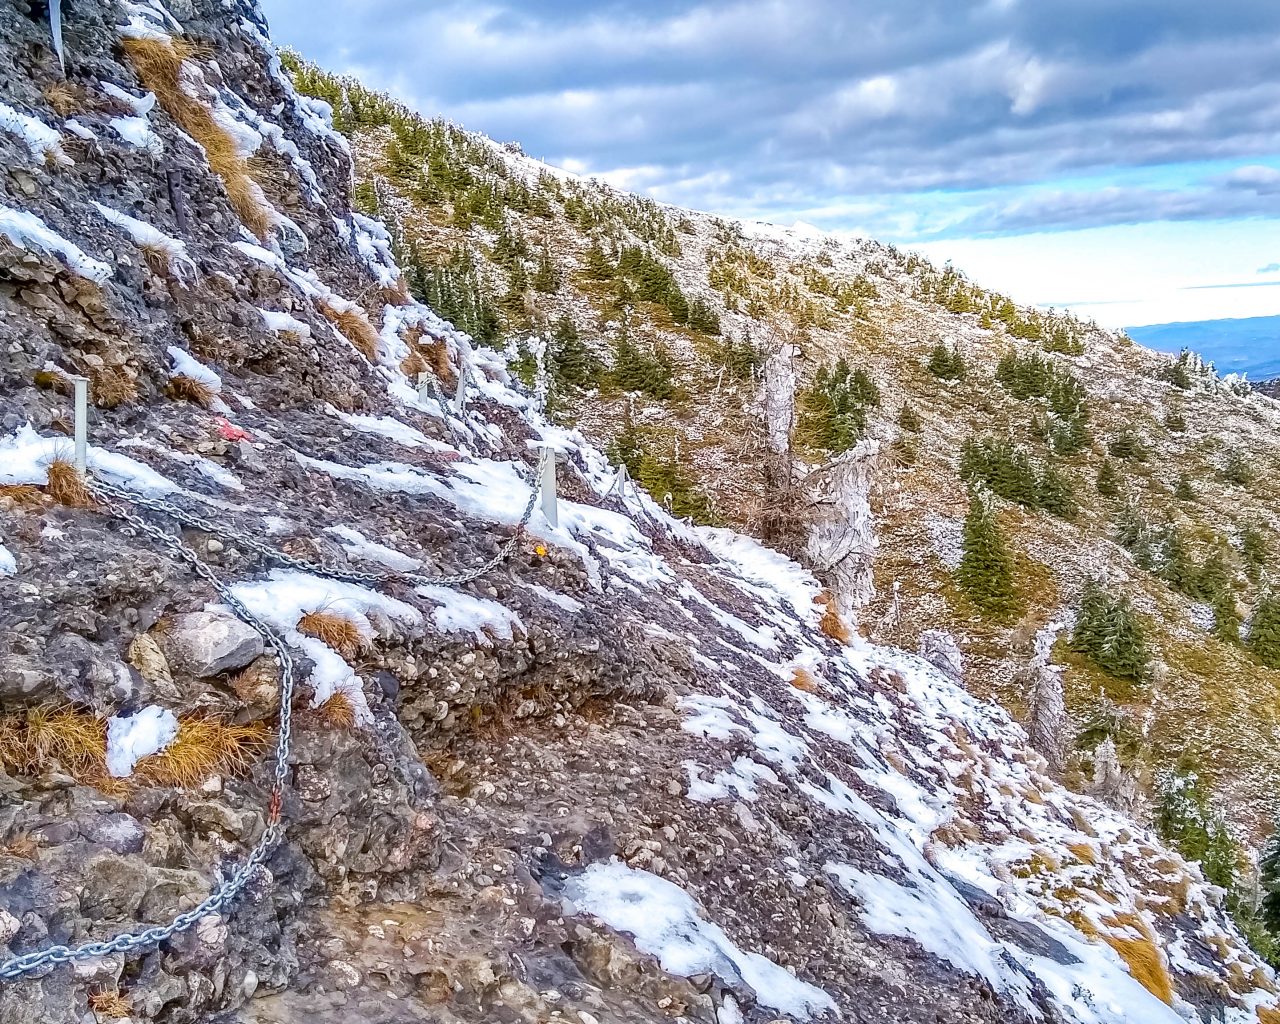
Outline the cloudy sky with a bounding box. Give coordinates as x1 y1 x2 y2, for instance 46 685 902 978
262 0 1280 329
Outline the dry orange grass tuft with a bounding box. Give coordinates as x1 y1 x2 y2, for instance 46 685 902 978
1257 1007 1280 1024
315 691 357 730
1103 932 1174 1004
815 591 851 644
298 609 369 660
400 350 428 378
1066 841 1097 865
381 277 413 307
121 36 275 240
790 667 821 693
2 833 39 859
0 484 46 507
423 336 456 385
133 716 269 788
320 302 380 362
87 991 132 1019
45 457 93 509
4 704 106 777
42 81 80 116
90 366 139 409
166 373 215 408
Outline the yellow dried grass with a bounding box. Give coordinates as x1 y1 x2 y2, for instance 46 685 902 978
166 373 215 408
90 366 138 409
790 667 820 694
319 301 380 362
1257 1007 1280 1024
121 36 274 240
315 691 357 730
298 609 369 660
816 591 851 644
0 484 46 507
87 991 132 1019
45 457 93 508
133 716 269 788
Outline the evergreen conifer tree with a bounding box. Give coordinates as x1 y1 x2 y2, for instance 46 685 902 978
1260 827 1280 934
898 404 923 433
927 343 965 380
1108 429 1149 461
1155 765 1236 890
1097 458 1121 498
532 247 561 293
1164 409 1188 432
955 491 1018 619
1240 522 1270 583
1175 475 1197 502
1248 593 1280 670
1160 525 1198 596
548 316 602 390
1035 464 1077 519
1223 451 1253 487
1071 578 1149 680
1212 588 1242 645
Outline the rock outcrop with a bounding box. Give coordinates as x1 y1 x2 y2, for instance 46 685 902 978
0 4 1277 1024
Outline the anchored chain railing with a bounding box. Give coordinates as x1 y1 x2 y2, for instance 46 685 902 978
0 446 550 982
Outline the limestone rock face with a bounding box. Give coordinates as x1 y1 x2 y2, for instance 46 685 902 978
163 611 264 678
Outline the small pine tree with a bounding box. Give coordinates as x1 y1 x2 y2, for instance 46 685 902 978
1240 522 1270 582
955 491 1018 619
1174 474 1196 502
927 343 965 380
1212 588 1242 645
548 316 602 390
1260 826 1280 934
1164 409 1187 432
583 241 615 280
1248 593 1280 670
1108 429 1149 462
1155 764 1236 890
1223 451 1253 487
1071 578 1149 680
898 404 923 433
1160 525 1199 596
1035 464 1077 519
532 247 562 293
1097 458 1121 498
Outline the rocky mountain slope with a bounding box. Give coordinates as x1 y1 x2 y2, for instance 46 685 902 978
294 59 1280 877
1 3 1280 1024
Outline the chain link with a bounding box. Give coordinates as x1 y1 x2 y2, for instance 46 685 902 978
86 446 548 590
0 447 549 981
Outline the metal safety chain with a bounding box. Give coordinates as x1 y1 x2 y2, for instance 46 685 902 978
0 448 549 982
87 446 551 591
0 497 296 982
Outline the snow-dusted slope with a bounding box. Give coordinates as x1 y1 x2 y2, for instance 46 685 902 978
0 3 1277 1023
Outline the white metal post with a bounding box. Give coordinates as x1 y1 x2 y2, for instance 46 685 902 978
452 364 468 415
71 375 89 475
417 371 431 404
608 463 630 500
539 446 558 528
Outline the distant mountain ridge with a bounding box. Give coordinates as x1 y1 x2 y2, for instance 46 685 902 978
1126 314 1280 381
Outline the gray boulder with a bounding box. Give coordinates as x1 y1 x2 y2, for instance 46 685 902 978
163 611 263 678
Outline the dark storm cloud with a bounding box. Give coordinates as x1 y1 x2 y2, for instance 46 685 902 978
262 0 1280 238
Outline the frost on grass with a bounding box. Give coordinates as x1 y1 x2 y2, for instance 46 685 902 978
226 569 423 721
0 541 16 578
0 205 110 283
563 860 835 1020
106 705 179 777
0 102 71 166
93 202 195 279
167 345 231 413
0 423 179 495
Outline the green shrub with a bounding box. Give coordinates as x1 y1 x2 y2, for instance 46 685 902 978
955 491 1018 618
1070 578 1149 680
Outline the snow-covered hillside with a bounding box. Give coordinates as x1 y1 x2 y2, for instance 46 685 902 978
0 3 1279 1023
